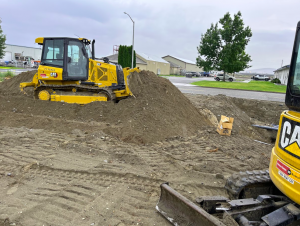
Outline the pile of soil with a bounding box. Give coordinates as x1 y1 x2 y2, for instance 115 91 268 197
0 70 37 96
0 70 211 144
185 94 286 142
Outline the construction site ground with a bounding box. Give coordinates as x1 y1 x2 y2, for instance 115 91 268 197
0 70 286 226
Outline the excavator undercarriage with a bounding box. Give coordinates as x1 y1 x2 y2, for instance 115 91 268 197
157 170 300 226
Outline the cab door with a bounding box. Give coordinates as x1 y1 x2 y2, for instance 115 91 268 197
63 40 89 81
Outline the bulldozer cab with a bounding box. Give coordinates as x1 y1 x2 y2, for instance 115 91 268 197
40 37 90 81
286 21 300 111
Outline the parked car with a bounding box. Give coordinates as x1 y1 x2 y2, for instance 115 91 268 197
185 72 193 78
214 74 236 82
252 74 270 81
186 71 200 77
191 72 201 77
200 72 210 77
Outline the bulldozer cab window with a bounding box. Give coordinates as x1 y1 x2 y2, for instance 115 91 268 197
67 41 88 78
85 44 92 59
290 29 300 95
42 39 64 67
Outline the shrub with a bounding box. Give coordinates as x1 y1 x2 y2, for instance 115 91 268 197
271 78 281 84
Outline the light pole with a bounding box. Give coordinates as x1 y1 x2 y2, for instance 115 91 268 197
124 12 134 69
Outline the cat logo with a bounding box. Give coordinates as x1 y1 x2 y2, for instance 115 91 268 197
280 117 300 159
50 72 58 78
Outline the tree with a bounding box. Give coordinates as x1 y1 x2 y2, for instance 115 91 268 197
117 45 124 67
133 50 136 68
118 45 136 68
0 18 6 59
197 11 252 81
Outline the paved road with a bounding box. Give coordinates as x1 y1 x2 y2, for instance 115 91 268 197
166 76 285 102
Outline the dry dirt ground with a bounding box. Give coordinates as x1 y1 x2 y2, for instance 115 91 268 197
0 71 286 226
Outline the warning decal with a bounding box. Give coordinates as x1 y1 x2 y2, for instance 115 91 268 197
276 159 300 184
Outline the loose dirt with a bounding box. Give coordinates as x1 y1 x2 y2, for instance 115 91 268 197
0 70 285 225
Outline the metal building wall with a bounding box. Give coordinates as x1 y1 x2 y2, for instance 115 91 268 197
274 68 289 85
162 56 202 73
137 54 170 75
3 44 42 61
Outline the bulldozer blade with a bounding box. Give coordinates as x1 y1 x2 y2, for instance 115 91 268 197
156 183 226 226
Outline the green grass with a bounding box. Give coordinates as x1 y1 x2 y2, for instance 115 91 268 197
0 66 23 69
191 80 287 93
0 70 15 82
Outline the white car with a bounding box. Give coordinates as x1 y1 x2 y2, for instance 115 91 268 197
214 74 236 82
252 74 270 81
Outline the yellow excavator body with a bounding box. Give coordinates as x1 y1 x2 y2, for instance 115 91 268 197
20 37 139 104
270 110 300 205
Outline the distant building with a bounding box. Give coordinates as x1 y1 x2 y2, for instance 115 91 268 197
1 44 42 62
168 61 181 75
274 65 290 85
162 55 203 75
103 52 170 75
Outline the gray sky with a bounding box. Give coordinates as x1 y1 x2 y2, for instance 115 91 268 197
1 0 299 70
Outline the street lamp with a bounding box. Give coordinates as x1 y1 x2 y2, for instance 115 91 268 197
124 12 135 69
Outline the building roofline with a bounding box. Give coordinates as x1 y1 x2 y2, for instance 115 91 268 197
162 55 195 65
274 65 290 72
101 53 147 65
5 44 42 50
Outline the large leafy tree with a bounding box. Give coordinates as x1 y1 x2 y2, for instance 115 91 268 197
118 45 136 68
197 11 252 81
0 18 6 59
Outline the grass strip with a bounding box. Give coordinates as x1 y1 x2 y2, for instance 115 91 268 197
191 80 286 93
0 70 15 82
0 66 23 69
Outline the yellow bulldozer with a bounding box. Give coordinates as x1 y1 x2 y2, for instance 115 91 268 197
20 37 139 104
157 22 300 225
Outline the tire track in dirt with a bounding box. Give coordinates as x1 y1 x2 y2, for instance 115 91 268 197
8 164 167 226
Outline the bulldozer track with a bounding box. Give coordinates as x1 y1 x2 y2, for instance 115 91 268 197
34 84 116 101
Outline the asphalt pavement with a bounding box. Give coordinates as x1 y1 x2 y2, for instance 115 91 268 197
166 76 285 102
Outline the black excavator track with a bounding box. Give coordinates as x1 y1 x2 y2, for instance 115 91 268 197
224 169 278 200
34 84 116 101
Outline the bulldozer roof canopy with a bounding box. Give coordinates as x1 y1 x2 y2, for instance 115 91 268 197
35 37 91 45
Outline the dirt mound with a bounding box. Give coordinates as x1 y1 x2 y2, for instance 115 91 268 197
185 94 285 142
0 70 37 96
104 71 212 143
0 70 211 144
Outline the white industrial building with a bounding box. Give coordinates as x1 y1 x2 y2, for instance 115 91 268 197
274 65 290 85
1 44 42 62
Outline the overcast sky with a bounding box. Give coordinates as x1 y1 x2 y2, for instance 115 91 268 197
1 0 299 70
